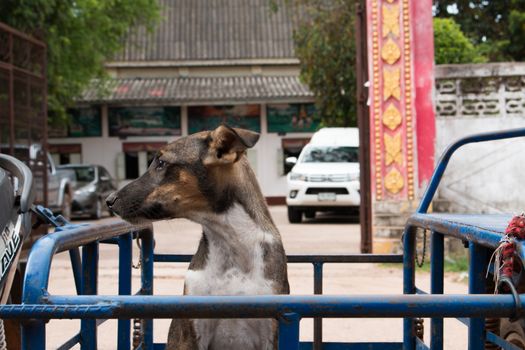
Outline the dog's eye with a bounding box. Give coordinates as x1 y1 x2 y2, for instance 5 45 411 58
156 160 167 170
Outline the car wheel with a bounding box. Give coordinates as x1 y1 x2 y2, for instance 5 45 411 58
287 207 302 223
304 210 315 219
61 192 72 221
91 199 103 220
501 318 525 349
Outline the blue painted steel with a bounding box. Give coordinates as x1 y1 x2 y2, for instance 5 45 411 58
279 313 300 350
21 319 45 350
417 127 525 214
118 234 133 350
313 262 323 350
300 342 403 350
415 337 430 350
81 242 98 350
57 333 81 350
25 294 523 318
468 242 487 350
141 229 155 350
430 231 444 350
154 253 405 264
403 226 416 350
69 248 82 295
407 213 512 249
486 331 523 350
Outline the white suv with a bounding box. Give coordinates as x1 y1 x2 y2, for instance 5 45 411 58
285 128 360 223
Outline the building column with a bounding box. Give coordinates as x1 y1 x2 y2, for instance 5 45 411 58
366 0 435 251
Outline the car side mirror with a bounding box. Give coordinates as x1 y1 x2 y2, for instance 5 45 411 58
285 156 297 166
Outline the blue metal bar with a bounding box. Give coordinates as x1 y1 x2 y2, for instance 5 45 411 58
417 127 525 214
468 242 487 350
118 234 133 350
279 313 300 350
299 342 402 350
403 225 417 350
57 333 81 350
406 213 511 250
415 337 430 350
430 231 444 350
486 331 523 350
81 242 98 350
153 254 405 264
313 262 323 350
21 320 45 350
140 228 154 350
13 294 519 319
69 248 82 295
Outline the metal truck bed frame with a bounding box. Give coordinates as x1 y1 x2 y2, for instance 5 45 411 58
0 128 524 350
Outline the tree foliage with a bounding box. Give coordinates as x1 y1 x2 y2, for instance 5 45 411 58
0 0 159 124
292 0 357 127
433 18 485 64
434 0 525 61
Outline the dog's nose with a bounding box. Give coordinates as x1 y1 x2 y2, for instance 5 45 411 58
106 192 118 208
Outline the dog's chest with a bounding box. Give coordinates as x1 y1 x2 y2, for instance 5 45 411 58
184 205 278 349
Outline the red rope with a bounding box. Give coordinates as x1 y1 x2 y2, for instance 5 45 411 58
497 214 525 289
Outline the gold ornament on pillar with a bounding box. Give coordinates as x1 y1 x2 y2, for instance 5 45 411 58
384 133 403 166
382 4 400 38
385 168 404 194
381 38 401 65
383 68 401 100
382 104 402 130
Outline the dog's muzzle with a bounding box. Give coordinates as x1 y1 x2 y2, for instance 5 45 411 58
106 192 118 211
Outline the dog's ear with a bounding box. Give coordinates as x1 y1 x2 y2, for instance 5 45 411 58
203 125 260 165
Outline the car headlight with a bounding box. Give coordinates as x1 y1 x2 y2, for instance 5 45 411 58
289 172 307 181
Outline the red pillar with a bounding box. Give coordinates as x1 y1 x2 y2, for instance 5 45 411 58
412 0 436 188
367 0 435 201
366 0 435 247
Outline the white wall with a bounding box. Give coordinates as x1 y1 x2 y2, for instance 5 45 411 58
434 63 525 213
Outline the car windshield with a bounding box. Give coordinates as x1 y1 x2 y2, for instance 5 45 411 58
301 146 359 163
71 167 96 182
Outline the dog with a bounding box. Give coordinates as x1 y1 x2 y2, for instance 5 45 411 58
106 125 289 350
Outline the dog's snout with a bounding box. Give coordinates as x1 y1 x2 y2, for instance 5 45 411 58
106 192 118 208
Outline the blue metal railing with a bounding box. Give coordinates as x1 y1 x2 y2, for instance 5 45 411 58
403 127 525 350
1 127 524 350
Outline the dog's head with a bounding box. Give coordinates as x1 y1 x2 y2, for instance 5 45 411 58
106 125 260 223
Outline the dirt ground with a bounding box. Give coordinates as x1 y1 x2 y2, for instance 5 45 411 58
45 206 468 349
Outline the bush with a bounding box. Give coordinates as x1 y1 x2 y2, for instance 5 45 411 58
434 18 486 64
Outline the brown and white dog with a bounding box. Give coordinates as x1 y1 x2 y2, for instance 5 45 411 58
106 125 289 350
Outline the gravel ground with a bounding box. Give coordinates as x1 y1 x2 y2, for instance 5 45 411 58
45 206 468 349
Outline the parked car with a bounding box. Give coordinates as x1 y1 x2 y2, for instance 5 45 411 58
285 128 360 223
0 144 76 219
58 165 117 219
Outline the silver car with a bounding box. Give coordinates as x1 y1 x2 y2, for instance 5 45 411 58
58 165 117 219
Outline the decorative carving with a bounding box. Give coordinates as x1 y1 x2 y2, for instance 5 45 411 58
384 133 402 165
382 104 402 130
371 0 383 201
383 68 401 100
401 0 414 200
382 4 400 38
385 168 404 194
381 38 401 65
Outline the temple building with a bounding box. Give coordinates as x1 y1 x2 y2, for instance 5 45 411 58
48 0 316 202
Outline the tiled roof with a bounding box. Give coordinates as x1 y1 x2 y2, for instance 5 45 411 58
80 76 314 104
113 0 298 62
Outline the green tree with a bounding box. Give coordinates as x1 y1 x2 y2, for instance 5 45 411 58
433 18 486 64
0 0 159 124
434 0 525 62
292 0 357 127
